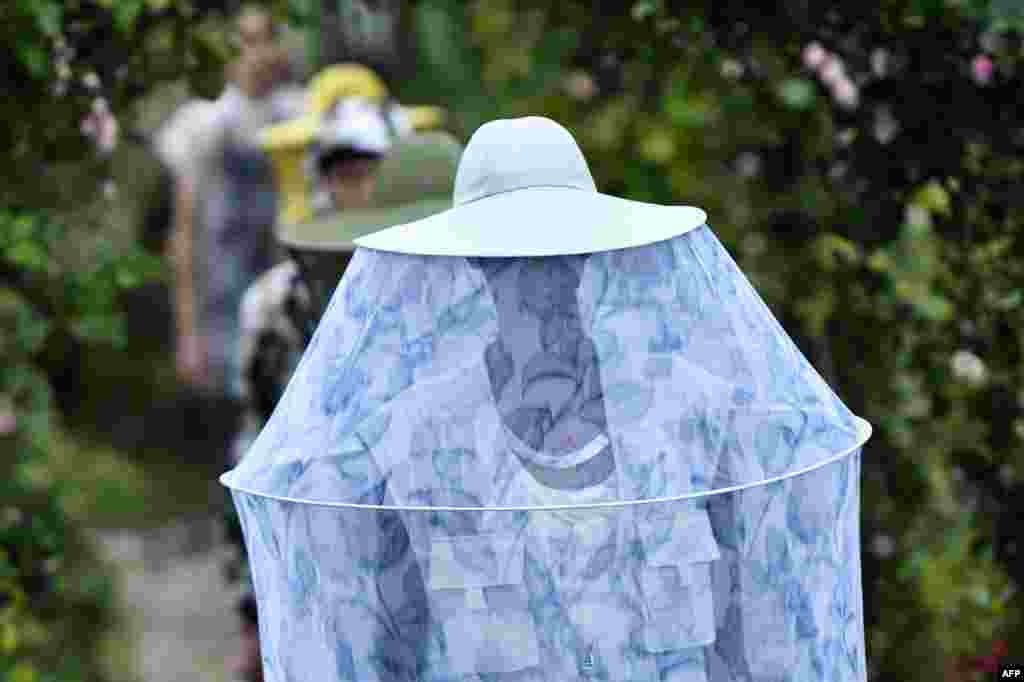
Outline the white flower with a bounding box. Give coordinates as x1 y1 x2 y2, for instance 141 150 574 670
906 395 932 418
871 48 890 78
832 77 859 109
980 31 1004 54
720 58 744 80
83 72 100 89
905 204 931 229
802 42 827 70
1014 419 1024 441
872 534 895 558
873 105 899 144
950 350 988 386
2 507 23 526
103 180 118 200
736 152 761 178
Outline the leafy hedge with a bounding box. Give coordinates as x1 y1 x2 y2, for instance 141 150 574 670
0 1 303 679
0 444 120 682
400 0 1024 679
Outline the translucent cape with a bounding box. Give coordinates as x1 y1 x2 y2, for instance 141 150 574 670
224 223 870 681
225 223 869 507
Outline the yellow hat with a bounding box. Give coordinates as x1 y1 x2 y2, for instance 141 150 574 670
308 64 389 114
260 64 448 226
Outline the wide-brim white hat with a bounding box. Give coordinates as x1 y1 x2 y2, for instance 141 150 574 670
355 116 707 257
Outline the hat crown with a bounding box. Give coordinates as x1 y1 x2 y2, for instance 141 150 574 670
317 98 392 156
453 117 596 207
373 132 462 206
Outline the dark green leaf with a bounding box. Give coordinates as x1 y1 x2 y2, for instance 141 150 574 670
114 0 145 33
32 3 63 36
775 78 817 111
16 43 49 78
69 314 124 345
4 241 48 271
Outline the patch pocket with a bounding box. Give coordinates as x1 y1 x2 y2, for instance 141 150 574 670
428 533 540 675
637 509 721 652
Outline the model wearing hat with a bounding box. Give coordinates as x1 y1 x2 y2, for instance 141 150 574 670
230 113 459 468
229 62 444 467
258 63 446 227
231 101 393 465
221 131 461 680
223 68 436 682
222 116 872 682
169 5 305 400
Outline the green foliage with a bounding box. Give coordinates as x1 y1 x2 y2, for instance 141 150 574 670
0 437 123 682
0 1 252 679
409 0 1024 677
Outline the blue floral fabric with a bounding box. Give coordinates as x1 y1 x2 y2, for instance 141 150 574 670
225 223 870 680
232 451 863 681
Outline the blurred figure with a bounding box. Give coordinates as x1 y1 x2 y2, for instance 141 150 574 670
149 100 216 255
230 99 392 465
157 98 216 360
170 3 303 403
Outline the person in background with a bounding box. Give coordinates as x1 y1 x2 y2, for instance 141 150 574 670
150 99 216 255
221 66 450 679
169 3 303 405
230 98 393 465
222 98 392 682
226 61 445 467
224 129 462 682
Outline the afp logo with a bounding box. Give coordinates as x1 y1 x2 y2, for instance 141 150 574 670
1001 666 1023 679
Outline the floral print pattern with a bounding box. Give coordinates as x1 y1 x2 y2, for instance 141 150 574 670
226 223 870 680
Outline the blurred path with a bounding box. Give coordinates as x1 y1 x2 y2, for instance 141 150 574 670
92 517 240 682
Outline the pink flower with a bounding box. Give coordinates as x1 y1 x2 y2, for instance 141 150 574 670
81 98 119 155
972 54 994 85
802 42 827 70
564 71 598 102
97 114 119 154
0 408 16 436
832 77 859 109
819 56 846 86
80 116 97 137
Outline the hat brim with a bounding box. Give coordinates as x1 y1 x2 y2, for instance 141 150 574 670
353 187 708 257
404 106 446 131
277 196 453 252
260 114 319 151
261 105 446 152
